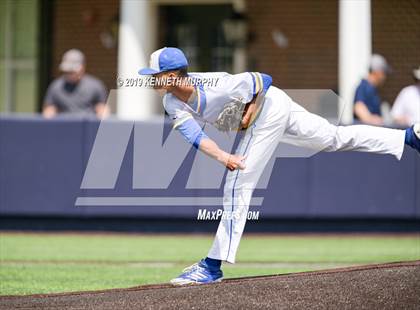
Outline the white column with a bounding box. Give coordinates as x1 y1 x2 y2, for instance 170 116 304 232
339 0 371 124
3 0 13 112
117 0 157 120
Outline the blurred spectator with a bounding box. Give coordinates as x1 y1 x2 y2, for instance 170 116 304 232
353 54 391 125
43 49 109 119
391 66 420 126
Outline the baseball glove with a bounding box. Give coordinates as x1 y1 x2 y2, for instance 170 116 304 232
213 99 246 132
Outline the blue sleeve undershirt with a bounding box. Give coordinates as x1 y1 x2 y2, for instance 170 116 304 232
249 72 272 96
260 73 272 93
176 118 208 149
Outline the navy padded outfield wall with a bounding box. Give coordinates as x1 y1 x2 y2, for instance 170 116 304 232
0 116 419 219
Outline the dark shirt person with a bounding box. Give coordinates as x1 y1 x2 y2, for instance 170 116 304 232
43 49 109 119
353 54 390 126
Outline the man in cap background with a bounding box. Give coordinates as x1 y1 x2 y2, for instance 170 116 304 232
391 66 420 126
353 54 391 126
42 49 109 119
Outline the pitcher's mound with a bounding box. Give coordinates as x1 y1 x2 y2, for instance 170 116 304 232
1 261 419 309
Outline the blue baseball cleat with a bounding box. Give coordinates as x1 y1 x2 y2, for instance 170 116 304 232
405 123 420 154
170 259 223 286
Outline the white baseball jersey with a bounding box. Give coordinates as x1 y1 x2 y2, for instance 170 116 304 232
162 72 271 148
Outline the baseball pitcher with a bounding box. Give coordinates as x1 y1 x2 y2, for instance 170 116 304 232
139 47 420 285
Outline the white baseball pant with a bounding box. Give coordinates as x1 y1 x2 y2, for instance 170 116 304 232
207 86 406 263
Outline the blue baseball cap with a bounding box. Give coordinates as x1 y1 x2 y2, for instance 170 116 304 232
138 47 188 75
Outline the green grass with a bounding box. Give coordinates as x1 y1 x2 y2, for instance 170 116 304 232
0 233 419 295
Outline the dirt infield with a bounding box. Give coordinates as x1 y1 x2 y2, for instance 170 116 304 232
1 261 419 310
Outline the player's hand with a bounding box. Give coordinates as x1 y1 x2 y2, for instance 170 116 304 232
225 154 247 171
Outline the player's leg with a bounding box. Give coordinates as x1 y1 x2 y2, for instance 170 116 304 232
207 87 291 263
281 99 408 159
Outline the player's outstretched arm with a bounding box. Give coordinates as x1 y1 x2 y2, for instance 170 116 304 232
174 117 246 171
199 138 246 171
